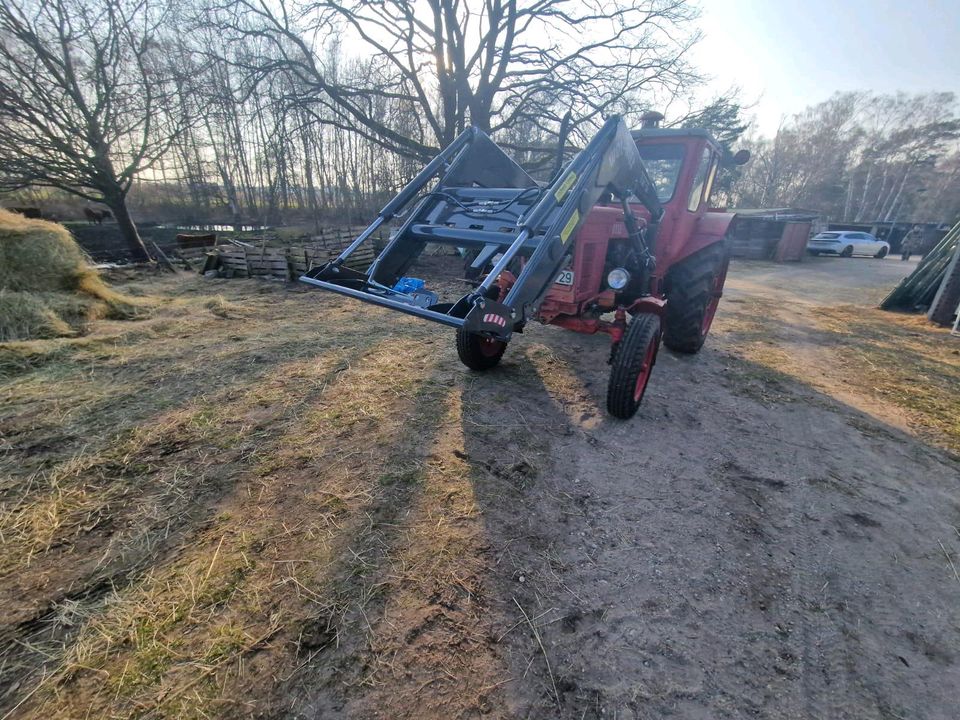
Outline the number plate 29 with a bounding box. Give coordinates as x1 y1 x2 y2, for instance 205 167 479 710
555 270 574 286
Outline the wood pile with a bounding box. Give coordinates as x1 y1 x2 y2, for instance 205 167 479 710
927 232 960 327
881 221 960 326
174 233 219 272
214 227 385 281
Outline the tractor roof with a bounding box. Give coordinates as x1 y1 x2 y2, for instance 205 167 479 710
630 127 720 147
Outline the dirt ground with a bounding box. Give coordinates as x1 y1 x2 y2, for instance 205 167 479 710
1 255 958 719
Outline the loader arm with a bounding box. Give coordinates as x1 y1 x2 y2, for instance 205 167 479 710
300 116 663 341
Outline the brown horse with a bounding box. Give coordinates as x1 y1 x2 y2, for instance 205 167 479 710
84 207 112 224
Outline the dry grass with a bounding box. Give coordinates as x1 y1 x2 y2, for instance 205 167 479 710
525 343 605 428
1 270 523 719
712 298 799 405
9 263 953 720
715 294 960 452
813 305 960 451
0 290 75 339
0 209 143 340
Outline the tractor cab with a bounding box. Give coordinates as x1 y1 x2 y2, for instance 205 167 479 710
538 120 733 329
631 123 728 272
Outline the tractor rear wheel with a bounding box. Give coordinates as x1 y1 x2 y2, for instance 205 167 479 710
606 313 661 419
456 327 507 370
663 242 729 354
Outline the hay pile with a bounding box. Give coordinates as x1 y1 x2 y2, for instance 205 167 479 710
0 209 140 341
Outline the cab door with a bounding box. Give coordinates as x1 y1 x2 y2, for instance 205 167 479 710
686 147 719 213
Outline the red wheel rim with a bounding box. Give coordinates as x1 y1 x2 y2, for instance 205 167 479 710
479 337 504 358
701 262 728 336
633 334 659 402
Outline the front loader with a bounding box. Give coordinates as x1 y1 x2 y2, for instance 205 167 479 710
301 113 745 418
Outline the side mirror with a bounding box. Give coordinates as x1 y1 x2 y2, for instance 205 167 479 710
732 149 751 166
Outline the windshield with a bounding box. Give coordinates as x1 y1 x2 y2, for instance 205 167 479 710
637 143 685 202
815 232 841 238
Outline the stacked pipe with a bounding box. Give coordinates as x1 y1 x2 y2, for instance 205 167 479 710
880 220 960 315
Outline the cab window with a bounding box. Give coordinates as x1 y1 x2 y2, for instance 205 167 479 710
702 158 719 205
687 148 712 212
637 143 685 202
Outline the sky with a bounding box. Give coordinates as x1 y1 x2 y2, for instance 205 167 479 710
689 0 960 136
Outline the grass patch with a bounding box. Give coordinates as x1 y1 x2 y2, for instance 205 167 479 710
815 306 960 451
0 338 76 376
717 295 959 450
1 271 461 718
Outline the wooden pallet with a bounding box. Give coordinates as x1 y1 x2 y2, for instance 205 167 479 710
219 247 249 277
175 233 219 271
246 248 291 280
214 237 377 281
176 233 217 249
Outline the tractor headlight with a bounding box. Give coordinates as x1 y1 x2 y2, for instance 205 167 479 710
607 267 630 290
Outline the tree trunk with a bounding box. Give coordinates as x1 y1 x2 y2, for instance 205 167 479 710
301 121 321 235
104 192 151 262
854 163 873 221
882 163 913 222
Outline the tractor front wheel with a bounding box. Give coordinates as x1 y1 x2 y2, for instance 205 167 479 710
606 313 661 419
456 327 507 370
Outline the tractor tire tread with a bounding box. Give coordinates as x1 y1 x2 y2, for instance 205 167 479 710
663 242 728 354
607 313 661 419
456 327 507 370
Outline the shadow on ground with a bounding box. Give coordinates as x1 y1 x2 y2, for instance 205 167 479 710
2 276 958 719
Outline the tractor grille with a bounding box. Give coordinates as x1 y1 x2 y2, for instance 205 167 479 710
575 242 602 300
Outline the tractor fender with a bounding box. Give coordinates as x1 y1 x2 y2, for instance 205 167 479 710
682 210 737 262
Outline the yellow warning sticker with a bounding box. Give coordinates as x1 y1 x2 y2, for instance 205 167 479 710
554 171 577 203
560 210 580 244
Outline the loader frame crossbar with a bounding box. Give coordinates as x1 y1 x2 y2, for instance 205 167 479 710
300 116 664 341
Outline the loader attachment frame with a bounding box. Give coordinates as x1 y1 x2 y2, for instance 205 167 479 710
300 116 664 341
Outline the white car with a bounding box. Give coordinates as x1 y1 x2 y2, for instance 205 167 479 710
807 231 890 258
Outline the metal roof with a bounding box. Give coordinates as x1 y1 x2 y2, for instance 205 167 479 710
828 220 950 230
731 208 820 221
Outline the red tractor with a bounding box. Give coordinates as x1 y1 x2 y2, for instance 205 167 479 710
302 113 749 418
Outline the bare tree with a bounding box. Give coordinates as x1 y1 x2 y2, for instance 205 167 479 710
0 0 183 261
730 92 960 222
205 0 702 161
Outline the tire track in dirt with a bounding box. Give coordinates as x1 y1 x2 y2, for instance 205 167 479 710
443 284 960 718
712 289 960 720
714 298 869 718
